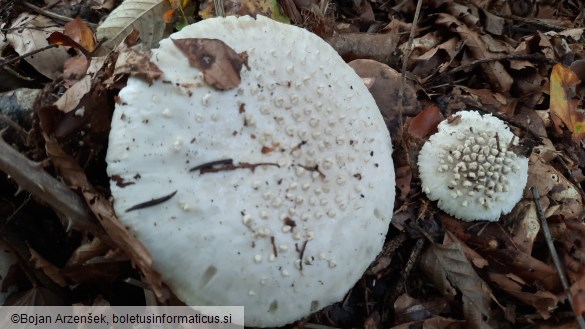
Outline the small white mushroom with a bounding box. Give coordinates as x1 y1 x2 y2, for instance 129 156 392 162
417 111 528 221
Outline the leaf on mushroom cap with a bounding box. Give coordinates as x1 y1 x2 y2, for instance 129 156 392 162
106 15 395 327
418 111 528 221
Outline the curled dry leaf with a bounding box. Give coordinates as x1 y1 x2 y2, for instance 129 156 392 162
172 38 248 90
435 13 513 93
393 294 450 324
407 105 443 139
508 201 540 254
441 216 562 292
107 48 163 87
54 76 92 113
488 272 558 319
63 18 97 53
419 232 493 329
525 154 583 220
28 247 68 287
549 64 585 141
66 237 111 267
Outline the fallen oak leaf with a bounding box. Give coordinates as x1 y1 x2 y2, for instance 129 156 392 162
549 64 585 141
63 18 97 53
47 32 92 57
172 38 248 90
419 231 494 329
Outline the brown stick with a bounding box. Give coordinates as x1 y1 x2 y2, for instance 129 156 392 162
0 130 103 235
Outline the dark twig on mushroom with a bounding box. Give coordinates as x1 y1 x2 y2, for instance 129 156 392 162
125 190 178 212
189 158 234 172
190 159 280 174
296 164 326 179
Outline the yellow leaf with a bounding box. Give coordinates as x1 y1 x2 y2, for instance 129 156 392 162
549 64 585 141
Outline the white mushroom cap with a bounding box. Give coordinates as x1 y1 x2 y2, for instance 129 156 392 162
106 15 395 327
417 110 528 221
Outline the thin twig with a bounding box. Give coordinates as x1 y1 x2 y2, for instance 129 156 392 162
0 45 57 68
21 1 98 28
398 0 423 129
432 54 558 83
0 113 29 145
531 187 585 329
500 14 569 32
383 238 424 306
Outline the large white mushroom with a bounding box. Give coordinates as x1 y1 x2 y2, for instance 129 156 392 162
418 110 528 221
106 15 395 327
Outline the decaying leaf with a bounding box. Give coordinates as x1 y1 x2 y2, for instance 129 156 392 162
95 0 171 56
570 274 585 316
42 136 167 300
5 14 70 79
549 64 585 141
28 247 67 287
435 13 513 93
64 18 97 53
107 48 163 87
407 105 443 139
526 154 583 220
488 273 558 319
172 38 248 90
47 32 91 58
419 232 493 329
54 76 92 113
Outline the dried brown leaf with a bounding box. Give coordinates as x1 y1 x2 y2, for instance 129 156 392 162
5 14 70 79
525 154 583 220
570 274 585 316
28 248 67 287
508 201 540 254
172 38 247 90
488 273 558 319
66 237 111 267
441 216 562 292
43 136 167 300
54 75 92 113
435 13 513 93
419 232 494 329
63 18 97 53
407 105 443 139
107 48 163 87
